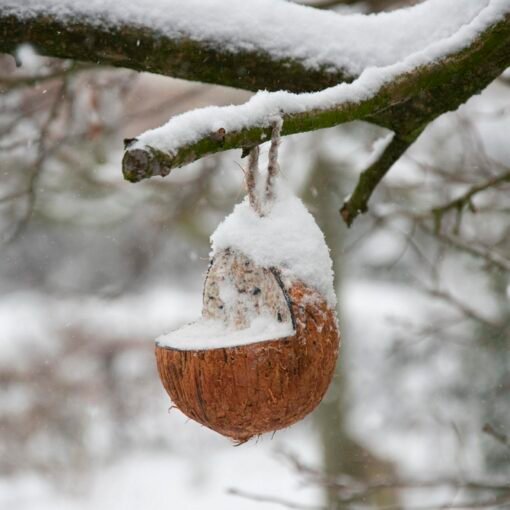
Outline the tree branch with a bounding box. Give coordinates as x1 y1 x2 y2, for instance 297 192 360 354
0 62 94 90
228 488 323 510
342 144 510 228
0 3 354 93
122 8 510 191
423 287 500 330
483 423 510 451
431 168 510 220
1 0 498 96
3 1 509 228
229 481 510 510
420 227 510 273
340 135 412 226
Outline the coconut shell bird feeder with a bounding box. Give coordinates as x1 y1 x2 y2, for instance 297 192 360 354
156 120 340 443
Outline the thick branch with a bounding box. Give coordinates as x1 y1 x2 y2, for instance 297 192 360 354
0 0 494 94
0 3 355 93
122 9 510 183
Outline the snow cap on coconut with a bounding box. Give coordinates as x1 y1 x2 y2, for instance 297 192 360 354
211 179 336 308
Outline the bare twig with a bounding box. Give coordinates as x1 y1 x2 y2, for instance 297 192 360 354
431 169 510 232
340 135 412 226
483 423 510 451
2 79 68 243
229 480 510 510
375 493 510 510
0 62 94 90
227 488 324 510
424 287 500 330
420 224 510 273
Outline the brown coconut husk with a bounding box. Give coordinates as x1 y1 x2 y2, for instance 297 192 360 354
156 249 340 443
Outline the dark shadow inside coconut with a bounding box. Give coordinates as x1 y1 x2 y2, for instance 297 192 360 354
155 249 339 443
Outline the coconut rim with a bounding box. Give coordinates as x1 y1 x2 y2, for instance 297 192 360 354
155 329 298 353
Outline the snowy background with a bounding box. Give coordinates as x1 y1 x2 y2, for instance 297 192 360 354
1 1 509 509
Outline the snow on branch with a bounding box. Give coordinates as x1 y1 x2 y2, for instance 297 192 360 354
0 0 494 93
122 1 510 189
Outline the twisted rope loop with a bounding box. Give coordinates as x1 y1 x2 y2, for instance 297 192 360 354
245 118 283 216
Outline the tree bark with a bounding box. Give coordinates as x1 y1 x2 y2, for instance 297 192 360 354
0 11 351 93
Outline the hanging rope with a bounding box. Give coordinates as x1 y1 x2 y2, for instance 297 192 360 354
265 117 283 208
244 117 283 217
246 145 262 215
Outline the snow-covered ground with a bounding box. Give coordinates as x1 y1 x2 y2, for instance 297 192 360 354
0 284 319 509
0 425 322 510
0 277 448 509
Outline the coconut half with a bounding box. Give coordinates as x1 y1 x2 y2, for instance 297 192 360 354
156 249 340 442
